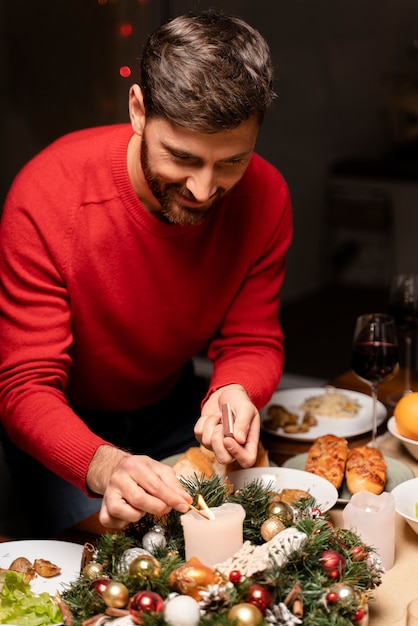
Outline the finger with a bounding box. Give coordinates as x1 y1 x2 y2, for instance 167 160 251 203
195 413 222 449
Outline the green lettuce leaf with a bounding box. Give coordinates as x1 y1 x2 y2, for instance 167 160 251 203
0 571 62 625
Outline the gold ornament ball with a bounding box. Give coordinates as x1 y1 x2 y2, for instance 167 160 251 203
102 582 130 608
82 562 104 580
267 500 294 523
261 516 285 541
228 603 264 626
128 555 161 580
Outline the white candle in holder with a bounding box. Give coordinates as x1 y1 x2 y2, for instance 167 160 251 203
181 503 246 567
342 490 395 570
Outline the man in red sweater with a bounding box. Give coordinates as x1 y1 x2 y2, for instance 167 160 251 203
0 10 292 536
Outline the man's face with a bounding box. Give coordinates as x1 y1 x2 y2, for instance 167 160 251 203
139 116 259 225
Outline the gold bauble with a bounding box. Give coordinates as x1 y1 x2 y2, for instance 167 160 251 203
228 603 264 626
128 554 161 580
82 562 104 580
260 516 285 541
102 581 130 608
267 500 294 523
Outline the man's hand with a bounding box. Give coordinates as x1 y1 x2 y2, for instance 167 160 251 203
194 383 260 469
86 445 192 529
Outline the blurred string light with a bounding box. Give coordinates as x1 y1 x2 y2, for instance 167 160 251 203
96 0 149 79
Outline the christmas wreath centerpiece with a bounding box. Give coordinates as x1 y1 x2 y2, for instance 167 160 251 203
61 475 384 626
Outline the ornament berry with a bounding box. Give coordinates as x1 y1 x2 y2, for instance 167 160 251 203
326 591 339 604
353 607 365 622
229 569 242 584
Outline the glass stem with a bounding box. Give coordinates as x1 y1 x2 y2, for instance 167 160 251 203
370 383 378 448
404 336 412 394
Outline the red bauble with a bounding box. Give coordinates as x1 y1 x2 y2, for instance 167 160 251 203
353 608 365 622
351 546 366 562
246 584 273 613
326 591 339 604
320 549 346 580
129 591 164 625
229 570 242 584
88 577 111 595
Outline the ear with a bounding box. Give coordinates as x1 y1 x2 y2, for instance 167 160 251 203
129 84 146 135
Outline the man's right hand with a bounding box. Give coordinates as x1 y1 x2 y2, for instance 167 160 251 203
86 445 192 528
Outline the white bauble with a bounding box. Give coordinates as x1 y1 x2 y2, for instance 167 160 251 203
164 595 200 626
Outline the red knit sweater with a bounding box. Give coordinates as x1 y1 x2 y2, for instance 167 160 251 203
0 124 292 492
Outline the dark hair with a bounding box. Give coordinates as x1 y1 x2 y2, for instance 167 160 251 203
140 9 276 132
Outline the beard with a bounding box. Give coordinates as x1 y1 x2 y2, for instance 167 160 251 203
140 136 226 226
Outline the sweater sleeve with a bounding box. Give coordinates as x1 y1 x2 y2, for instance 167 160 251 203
0 175 109 494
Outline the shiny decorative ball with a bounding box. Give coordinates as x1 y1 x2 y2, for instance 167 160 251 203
229 569 242 584
330 583 356 602
351 546 367 562
353 608 365 623
129 591 164 624
142 525 167 553
168 557 222 601
267 500 294 523
88 577 111 595
326 591 339 604
227 603 264 626
260 516 285 541
82 562 104 580
320 549 346 580
355 604 369 625
164 594 201 626
119 547 151 574
102 581 130 608
128 555 161 580
245 584 273 613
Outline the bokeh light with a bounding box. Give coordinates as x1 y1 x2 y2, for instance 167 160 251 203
119 66 132 78
120 23 133 37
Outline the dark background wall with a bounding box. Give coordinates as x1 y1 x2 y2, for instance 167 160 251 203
2 0 418 307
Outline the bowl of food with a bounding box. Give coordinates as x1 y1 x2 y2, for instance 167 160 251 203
387 416 418 461
391 477 418 535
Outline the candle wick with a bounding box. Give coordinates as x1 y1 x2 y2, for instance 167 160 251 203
197 494 216 520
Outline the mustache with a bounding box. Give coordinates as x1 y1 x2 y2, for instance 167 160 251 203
167 183 225 204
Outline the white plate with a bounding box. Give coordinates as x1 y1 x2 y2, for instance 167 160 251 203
0 539 83 596
282 453 414 504
227 467 338 512
261 387 387 441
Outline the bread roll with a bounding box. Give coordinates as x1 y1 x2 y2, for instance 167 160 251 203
305 434 348 489
172 441 269 478
345 446 387 495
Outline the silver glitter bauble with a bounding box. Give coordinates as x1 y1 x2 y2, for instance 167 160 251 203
118 547 151 574
142 525 167 553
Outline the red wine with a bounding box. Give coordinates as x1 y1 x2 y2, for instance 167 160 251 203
352 341 399 385
388 303 418 338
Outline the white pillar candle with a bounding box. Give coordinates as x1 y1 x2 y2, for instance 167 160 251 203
180 503 246 567
342 490 395 570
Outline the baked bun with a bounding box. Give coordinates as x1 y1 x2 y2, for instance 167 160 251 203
172 441 269 479
305 434 349 489
345 446 387 495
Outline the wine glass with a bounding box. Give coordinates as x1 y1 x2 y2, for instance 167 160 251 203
352 313 399 447
388 273 418 404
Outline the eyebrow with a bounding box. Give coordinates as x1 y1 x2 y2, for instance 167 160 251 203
162 141 252 163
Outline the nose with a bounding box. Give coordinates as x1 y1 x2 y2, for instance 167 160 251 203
185 168 218 202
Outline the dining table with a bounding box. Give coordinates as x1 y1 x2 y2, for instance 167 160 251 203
1 367 418 625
